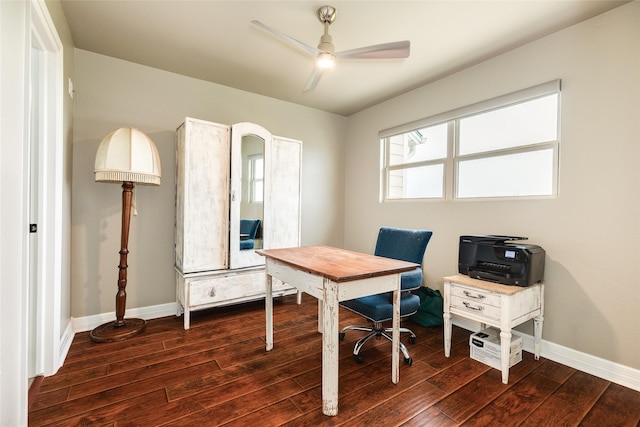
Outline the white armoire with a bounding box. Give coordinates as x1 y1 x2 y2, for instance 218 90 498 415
175 118 301 329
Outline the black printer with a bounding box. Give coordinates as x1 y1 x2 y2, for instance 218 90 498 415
458 235 545 287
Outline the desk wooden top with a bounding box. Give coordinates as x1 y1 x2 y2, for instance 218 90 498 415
443 274 542 295
256 245 418 283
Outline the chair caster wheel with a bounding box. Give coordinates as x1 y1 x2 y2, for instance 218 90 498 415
354 354 363 364
409 336 416 344
339 332 345 341
404 357 413 366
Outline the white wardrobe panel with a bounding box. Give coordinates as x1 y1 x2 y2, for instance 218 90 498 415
267 136 302 249
175 118 230 273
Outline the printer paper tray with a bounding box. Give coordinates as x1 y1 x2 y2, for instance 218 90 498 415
468 269 527 287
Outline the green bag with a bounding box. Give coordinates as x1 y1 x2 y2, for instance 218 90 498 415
410 286 444 327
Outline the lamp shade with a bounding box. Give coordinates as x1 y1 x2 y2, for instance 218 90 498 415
94 127 161 185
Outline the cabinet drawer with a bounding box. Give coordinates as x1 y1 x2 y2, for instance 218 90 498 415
189 271 265 306
450 294 501 320
450 284 501 307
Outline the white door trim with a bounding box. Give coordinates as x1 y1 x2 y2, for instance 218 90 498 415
29 0 64 377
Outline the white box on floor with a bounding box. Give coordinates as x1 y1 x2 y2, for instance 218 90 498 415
469 327 522 370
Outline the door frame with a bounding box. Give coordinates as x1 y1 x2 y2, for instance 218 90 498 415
28 0 64 378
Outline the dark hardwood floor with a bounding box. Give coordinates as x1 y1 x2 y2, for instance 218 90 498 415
29 294 640 426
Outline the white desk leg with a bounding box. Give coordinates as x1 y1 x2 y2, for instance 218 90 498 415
317 299 323 334
322 278 339 416
391 279 400 384
265 272 273 351
499 329 511 384
443 282 451 357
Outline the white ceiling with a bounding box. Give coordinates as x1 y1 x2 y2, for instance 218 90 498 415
60 1 628 116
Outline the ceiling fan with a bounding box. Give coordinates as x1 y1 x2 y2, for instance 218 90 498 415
251 5 410 92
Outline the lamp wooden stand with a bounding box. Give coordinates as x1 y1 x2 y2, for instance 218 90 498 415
90 181 146 342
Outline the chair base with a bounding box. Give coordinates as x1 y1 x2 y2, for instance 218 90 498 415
339 322 416 366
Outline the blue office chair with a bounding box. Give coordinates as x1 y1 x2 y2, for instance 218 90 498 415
339 227 433 366
240 219 261 250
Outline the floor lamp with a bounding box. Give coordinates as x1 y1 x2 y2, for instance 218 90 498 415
90 127 161 343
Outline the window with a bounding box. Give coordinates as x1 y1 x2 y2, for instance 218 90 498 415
248 154 264 203
380 80 560 200
385 123 448 199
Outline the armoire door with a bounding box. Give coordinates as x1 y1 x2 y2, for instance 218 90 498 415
265 135 302 249
175 118 230 273
229 122 270 270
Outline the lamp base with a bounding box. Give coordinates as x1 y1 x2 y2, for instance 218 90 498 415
89 318 146 343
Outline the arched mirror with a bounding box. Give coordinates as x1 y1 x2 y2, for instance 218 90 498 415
229 123 270 269
239 134 264 250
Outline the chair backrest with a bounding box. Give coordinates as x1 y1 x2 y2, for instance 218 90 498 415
374 227 433 265
240 219 261 239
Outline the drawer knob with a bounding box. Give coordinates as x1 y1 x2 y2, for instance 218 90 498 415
463 290 485 299
463 301 484 312
209 287 216 297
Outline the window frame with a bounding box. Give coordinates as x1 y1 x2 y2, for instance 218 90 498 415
380 80 561 202
247 153 264 204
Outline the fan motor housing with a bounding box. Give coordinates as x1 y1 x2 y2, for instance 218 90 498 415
317 6 336 24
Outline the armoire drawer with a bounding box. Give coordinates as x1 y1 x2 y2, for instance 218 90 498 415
188 271 265 306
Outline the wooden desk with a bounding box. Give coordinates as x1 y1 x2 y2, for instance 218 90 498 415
257 245 418 416
443 274 544 384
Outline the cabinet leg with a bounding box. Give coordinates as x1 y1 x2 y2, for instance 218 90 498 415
183 310 190 330
534 314 544 360
500 330 511 384
443 312 452 357
266 274 273 351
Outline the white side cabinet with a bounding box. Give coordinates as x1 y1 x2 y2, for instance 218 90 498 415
443 274 544 384
175 118 301 329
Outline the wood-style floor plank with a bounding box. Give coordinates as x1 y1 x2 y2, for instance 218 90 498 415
161 379 305 426
461 372 562 426
343 379 447 427
579 382 640 427
29 294 640 426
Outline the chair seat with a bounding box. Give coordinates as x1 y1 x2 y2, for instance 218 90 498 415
240 239 254 250
340 292 420 323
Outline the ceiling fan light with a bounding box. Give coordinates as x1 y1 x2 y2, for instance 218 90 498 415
317 52 335 68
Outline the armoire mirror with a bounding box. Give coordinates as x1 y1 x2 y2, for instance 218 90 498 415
229 122 271 269
239 134 264 250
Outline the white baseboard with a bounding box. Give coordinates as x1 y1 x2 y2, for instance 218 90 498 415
59 320 74 363
452 318 640 392
71 302 179 333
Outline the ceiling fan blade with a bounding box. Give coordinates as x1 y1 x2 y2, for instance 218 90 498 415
251 20 320 57
336 40 410 60
303 68 324 92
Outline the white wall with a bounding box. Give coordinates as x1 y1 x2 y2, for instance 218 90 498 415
0 2 29 424
344 2 640 369
71 50 346 317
